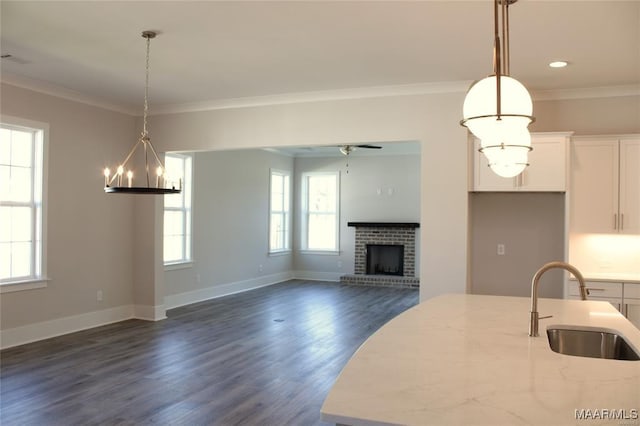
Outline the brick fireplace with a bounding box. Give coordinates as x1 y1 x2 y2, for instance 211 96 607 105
341 222 419 288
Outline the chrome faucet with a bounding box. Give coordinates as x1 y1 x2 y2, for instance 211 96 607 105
529 261 588 337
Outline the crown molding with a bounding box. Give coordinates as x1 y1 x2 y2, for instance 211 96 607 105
532 84 640 101
1 72 138 116
3 71 638 116
152 81 473 115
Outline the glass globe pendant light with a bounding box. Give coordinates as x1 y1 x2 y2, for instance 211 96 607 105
460 0 535 178
103 31 181 194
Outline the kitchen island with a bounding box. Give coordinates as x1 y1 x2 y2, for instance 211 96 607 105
321 294 640 425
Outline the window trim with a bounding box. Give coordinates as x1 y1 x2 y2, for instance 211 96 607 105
0 116 49 290
269 168 292 254
301 171 340 253
163 153 193 266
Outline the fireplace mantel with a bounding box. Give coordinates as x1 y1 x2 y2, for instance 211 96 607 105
347 222 420 228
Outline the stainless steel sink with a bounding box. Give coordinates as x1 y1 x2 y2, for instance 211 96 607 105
547 328 640 361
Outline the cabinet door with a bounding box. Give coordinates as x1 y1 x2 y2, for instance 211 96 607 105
570 139 619 233
624 300 640 330
619 138 640 234
472 134 568 192
519 135 567 191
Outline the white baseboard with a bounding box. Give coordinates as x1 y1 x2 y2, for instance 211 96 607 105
134 304 167 321
0 305 135 350
292 270 342 282
164 271 294 310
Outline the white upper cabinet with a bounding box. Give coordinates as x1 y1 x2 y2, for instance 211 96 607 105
570 136 640 234
471 132 570 192
619 137 640 233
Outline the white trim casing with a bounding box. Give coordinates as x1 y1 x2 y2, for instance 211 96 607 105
0 278 49 293
301 171 341 252
269 168 292 253
0 116 49 288
163 153 193 265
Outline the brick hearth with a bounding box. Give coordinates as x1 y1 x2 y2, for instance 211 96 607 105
341 222 420 289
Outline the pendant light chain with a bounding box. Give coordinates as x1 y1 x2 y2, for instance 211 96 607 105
494 0 502 118
143 33 151 137
460 0 535 179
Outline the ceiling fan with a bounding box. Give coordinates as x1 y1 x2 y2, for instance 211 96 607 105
339 144 382 155
338 144 382 174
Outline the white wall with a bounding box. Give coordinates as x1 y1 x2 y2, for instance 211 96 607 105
293 153 421 279
0 83 136 340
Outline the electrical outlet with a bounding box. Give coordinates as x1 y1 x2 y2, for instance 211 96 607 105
259 264 263 272
196 274 201 283
337 260 343 268
497 244 505 256
97 290 103 302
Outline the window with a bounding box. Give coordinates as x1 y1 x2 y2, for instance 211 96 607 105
163 153 193 265
302 172 339 252
269 169 291 253
1 120 47 286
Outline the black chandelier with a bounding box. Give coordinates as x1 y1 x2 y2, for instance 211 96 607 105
103 31 181 194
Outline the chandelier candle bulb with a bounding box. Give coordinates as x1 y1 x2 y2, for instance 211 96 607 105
127 170 133 187
103 168 110 187
156 167 163 188
117 166 124 186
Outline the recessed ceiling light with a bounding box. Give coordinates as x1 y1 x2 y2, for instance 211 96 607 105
549 61 568 68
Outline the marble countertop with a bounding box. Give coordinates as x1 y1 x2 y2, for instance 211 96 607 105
321 294 640 426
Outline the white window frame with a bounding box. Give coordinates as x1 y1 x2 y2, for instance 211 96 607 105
163 153 193 268
0 116 49 293
301 171 340 253
269 168 292 254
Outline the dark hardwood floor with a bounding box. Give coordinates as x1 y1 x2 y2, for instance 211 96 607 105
1 280 418 425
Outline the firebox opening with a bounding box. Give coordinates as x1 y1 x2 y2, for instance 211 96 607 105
366 244 404 276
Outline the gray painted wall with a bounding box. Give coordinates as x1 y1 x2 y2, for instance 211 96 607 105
165 149 421 297
164 149 294 297
0 83 136 330
293 153 421 278
470 192 565 298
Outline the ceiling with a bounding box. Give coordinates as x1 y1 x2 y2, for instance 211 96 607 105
1 1 639 115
